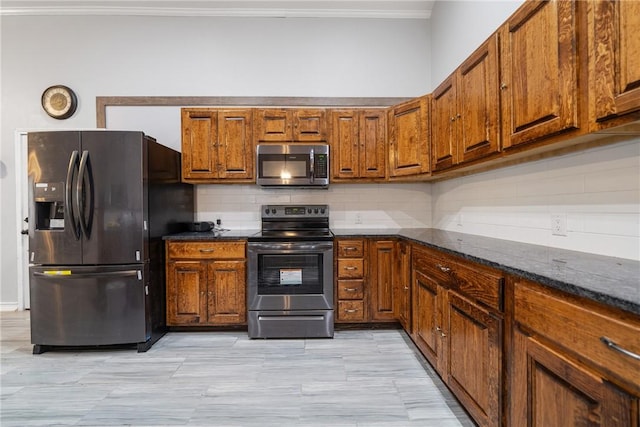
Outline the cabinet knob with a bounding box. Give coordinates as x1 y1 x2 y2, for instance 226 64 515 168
500 82 508 90
436 264 451 273
450 116 456 122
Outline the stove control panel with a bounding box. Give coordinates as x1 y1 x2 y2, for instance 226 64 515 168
262 204 329 218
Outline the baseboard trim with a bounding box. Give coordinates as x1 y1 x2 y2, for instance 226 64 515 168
0 303 19 312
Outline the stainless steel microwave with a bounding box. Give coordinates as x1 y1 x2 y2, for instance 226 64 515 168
256 144 329 188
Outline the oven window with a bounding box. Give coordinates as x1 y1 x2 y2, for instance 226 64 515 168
257 253 323 295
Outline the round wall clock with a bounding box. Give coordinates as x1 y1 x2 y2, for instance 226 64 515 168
41 85 78 119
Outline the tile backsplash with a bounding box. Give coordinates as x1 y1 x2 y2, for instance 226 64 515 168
196 139 639 261
432 139 640 260
196 183 432 230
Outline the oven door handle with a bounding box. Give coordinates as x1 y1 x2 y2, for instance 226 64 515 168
248 242 333 252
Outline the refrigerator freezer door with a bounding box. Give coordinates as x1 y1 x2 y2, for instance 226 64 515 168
80 131 146 265
29 265 147 347
28 131 83 265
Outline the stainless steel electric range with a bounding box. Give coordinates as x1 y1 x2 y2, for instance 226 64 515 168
247 204 334 338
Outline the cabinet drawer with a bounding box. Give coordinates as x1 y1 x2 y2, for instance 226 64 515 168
337 259 364 279
515 281 640 389
338 300 365 322
337 280 364 299
167 241 246 259
337 240 365 257
413 246 503 312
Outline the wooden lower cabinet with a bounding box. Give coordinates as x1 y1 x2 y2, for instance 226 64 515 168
335 239 367 323
394 240 412 332
511 279 640 427
166 241 246 326
370 240 396 321
411 245 503 427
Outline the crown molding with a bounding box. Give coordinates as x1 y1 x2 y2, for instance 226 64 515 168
0 2 432 19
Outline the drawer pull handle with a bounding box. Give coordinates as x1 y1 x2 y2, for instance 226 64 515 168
344 266 357 271
345 309 358 313
436 264 451 273
199 248 215 253
404 286 409 290
600 337 640 361
344 247 358 251
344 288 359 292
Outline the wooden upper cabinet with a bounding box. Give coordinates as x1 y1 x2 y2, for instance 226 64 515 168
181 109 218 180
388 96 430 177
331 109 386 180
432 33 500 172
591 0 640 127
181 108 253 182
500 0 582 149
255 108 327 142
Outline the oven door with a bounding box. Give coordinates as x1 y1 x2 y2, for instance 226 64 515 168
247 241 333 311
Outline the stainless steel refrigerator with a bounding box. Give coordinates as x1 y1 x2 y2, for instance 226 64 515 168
28 130 193 354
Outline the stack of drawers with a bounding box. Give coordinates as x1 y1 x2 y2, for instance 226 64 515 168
336 239 366 322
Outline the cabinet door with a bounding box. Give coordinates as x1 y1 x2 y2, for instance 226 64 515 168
181 109 218 180
166 260 207 325
446 292 502 427
432 74 458 171
255 109 292 141
331 110 360 179
388 96 430 177
359 110 387 179
394 241 412 332
207 260 246 325
370 240 395 321
511 330 639 427
294 109 327 141
412 269 443 372
458 33 500 164
501 0 580 148
592 0 640 123
217 110 254 180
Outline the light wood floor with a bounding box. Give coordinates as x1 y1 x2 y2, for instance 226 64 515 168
1 311 474 426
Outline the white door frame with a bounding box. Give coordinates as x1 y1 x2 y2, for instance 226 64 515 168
15 130 29 310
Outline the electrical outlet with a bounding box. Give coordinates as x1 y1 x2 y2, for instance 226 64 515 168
551 214 567 236
355 213 362 224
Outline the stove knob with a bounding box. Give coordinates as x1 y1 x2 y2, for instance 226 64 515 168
320 208 326 214
271 208 277 214
314 208 319 214
264 208 270 215
308 209 312 214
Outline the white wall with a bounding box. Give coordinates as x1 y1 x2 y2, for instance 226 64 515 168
0 14 430 307
197 183 431 230
430 1 521 86
432 140 640 259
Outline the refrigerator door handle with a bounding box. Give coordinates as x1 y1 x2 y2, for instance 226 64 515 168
66 150 81 240
32 270 141 279
77 150 95 239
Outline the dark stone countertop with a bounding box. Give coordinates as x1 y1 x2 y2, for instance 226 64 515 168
163 229 260 241
164 227 640 315
333 228 640 316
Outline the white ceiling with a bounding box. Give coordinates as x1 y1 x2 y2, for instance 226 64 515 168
0 0 436 18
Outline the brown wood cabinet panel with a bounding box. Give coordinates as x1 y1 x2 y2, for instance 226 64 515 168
432 74 457 171
515 281 640 391
446 292 502 427
294 109 327 141
337 259 364 280
181 109 217 179
338 300 365 322
166 241 246 327
370 240 395 321
458 34 500 164
255 108 327 142
412 269 443 372
255 109 292 141
337 280 364 300
592 0 640 124
359 110 387 178
501 0 581 148
388 96 430 177
337 240 365 258
207 260 246 325
512 330 639 427
394 241 412 332
166 260 206 325
331 110 360 178
217 110 254 179
167 241 246 260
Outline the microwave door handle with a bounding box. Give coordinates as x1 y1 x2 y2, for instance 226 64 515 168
309 148 314 183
